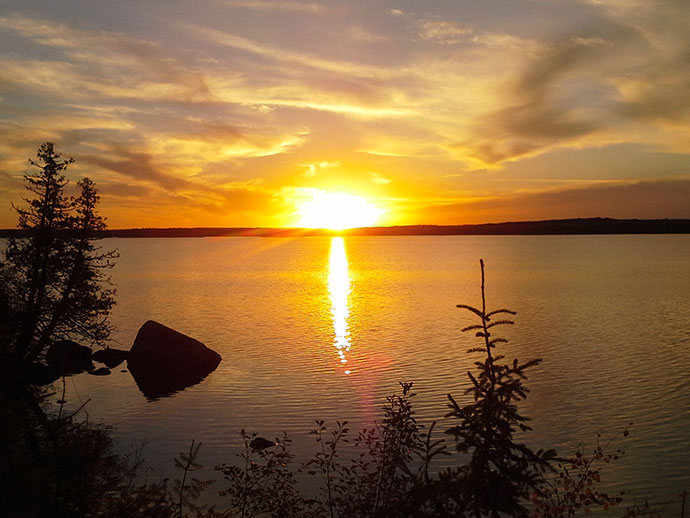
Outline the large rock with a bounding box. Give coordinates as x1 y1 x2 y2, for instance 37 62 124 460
92 347 129 368
46 340 93 375
127 320 221 400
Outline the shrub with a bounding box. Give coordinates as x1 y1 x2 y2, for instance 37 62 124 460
443 259 556 517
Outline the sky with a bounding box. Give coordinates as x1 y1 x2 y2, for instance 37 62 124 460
1 0 689 228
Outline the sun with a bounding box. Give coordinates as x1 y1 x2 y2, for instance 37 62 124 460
297 191 383 230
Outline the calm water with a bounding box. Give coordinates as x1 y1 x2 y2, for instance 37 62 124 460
55 235 690 503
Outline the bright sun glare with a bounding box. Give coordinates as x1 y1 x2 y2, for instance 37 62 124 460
297 191 383 230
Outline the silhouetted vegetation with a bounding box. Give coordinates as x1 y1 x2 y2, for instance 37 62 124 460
533 431 628 518
0 142 116 383
442 259 555 517
0 143 139 518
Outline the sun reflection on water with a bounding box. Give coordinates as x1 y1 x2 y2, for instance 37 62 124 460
328 237 352 374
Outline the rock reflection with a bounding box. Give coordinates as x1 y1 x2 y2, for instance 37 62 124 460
328 237 352 374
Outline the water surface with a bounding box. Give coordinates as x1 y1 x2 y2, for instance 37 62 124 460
58 235 690 502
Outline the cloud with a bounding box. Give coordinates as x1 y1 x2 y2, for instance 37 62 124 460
412 13 541 52
516 37 610 99
300 161 340 177
181 24 420 118
188 24 409 80
457 1 690 165
419 20 473 45
601 0 690 127
615 61 690 125
421 178 690 224
80 148 192 191
0 16 211 105
222 1 326 13
348 25 388 43
456 29 627 164
95 178 278 228
369 172 391 184
0 14 320 198
150 130 308 162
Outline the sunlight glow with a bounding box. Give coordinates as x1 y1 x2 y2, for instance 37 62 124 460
328 237 352 374
298 191 383 230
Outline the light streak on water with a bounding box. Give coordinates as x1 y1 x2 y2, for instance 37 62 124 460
328 237 352 374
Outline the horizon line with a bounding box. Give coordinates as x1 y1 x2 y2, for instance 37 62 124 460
106 216 690 232
2 217 689 237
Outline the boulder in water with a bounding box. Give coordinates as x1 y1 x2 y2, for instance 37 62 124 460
127 320 221 400
46 340 93 375
250 437 276 451
88 367 111 376
93 347 129 368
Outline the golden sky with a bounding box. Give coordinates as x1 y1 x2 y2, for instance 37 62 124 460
1 0 689 228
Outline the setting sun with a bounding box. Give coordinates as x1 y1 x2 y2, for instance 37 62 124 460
296 191 383 230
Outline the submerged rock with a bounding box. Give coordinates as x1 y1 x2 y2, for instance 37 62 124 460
88 367 111 376
46 340 93 375
93 347 129 368
127 320 221 400
250 437 276 451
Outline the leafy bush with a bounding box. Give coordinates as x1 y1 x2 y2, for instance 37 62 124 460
216 431 309 518
533 429 630 518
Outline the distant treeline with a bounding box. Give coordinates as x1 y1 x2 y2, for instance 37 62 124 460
1 217 689 238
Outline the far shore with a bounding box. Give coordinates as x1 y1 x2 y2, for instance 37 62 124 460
1 217 689 238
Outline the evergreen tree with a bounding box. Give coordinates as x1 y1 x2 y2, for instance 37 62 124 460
0 142 116 377
444 259 556 518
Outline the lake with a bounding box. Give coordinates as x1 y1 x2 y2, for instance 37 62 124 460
55 234 690 504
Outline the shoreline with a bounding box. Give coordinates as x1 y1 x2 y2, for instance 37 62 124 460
2 217 689 238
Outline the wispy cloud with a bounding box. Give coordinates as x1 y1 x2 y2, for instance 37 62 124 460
300 161 340 177
457 29 629 163
348 25 388 43
369 172 391 185
184 25 419 117
455 0 690 165
414 14 541 52
188 24 407 80
419 20 473 45
0 16 210 102
81 148 191 191
222 1 326 13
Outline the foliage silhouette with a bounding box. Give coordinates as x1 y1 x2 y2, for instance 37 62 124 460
1 387 169 517
0 143 125 518
444 259 556 517
0 142 116 381
298 382 447 518
532 428 629 518
215 430 311 518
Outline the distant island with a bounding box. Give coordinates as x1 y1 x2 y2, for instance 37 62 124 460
1 218 689 238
